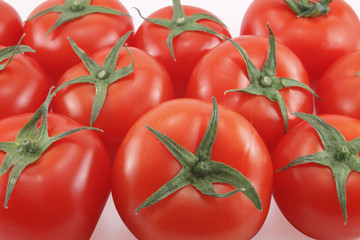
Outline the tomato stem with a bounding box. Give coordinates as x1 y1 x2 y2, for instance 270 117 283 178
134 0 226 61
55 31 134 127
284 0 332 17
224 24 319 133
135 98 262 214
0 87 101 209
278 112 360 224
26 0 130 35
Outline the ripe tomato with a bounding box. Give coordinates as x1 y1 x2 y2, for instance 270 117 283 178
132 1 231 98
186 33 315 154
240 0 360 89
272 113 360 240
0 45 50 119
52 36 174 160
315 50 360 120
23 0 134 85
112 98 273 240
0 92 111 240
0 0 23 46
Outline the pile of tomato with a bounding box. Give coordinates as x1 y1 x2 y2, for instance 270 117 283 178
0 0 360 239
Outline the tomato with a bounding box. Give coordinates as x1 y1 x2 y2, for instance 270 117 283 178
0 0 23 46
272 113 360 240
240 0 360 89
185 30 315 154
315 50 360 120
23 0 135 85
0 45 50 119
51 33 174 160
132 0 231 98
111 98 273 240
0 91 111 240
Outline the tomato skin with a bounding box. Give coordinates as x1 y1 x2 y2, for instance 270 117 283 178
23 0 134 85
272 114 360 240
186 36 313 154
111 98 273 240
0 49 50 119
240 0 360 89
52 46 174 160
0 0 23 46
0 113 110 240
315 50 360 120
133 5 231 98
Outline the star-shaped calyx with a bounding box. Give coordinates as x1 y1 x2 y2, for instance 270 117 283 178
278 112 360 224
284 0 332 17
0 88 100 208
55 31 134 126
135 0 226 61
225 24 319 133
136 98 262 214
26 0 130 34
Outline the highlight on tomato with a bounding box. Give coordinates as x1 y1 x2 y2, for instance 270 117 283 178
111 97 273 240
51 31 174 160
23 0 135 85
240 0 360 89
0 88 111 240
186 25 318 154
273 113 360 240
132 0 231 97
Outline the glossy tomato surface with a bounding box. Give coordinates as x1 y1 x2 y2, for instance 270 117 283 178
240 0 360 89
0 113 111 240
0 0 23 46
23 0 134 85
315 50 360 120
0 48 50 119
186 35 313 154
272 114 360 240
52 46 174 160
112 98 273 240
133 5 231 98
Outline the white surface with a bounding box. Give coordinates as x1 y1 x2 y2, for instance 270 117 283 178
6 0 360 239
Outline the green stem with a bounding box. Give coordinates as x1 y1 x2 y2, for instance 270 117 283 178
135 98 262 214
0 87 101 208
278 112 360 224
284 0 332 17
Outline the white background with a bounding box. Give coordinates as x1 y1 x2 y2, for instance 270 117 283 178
5 0 360 239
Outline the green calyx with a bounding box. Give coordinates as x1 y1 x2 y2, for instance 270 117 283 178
0 87 100 209
284 0 332 17
0 34 35 71
135 0 226 61
55 31 135 126
136 98 262 214
224 24 320 133
26 0 130 35
278 112 360 224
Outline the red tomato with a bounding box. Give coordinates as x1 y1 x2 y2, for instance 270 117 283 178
240 0 360 89
133 3 231 98
0 113 110 240
315 50 360 119
272 114 360 240
23 0 134 85
52 44 174 160
0 46 50 119
0 0 23 46
186 35 314 154
112 98 273 240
